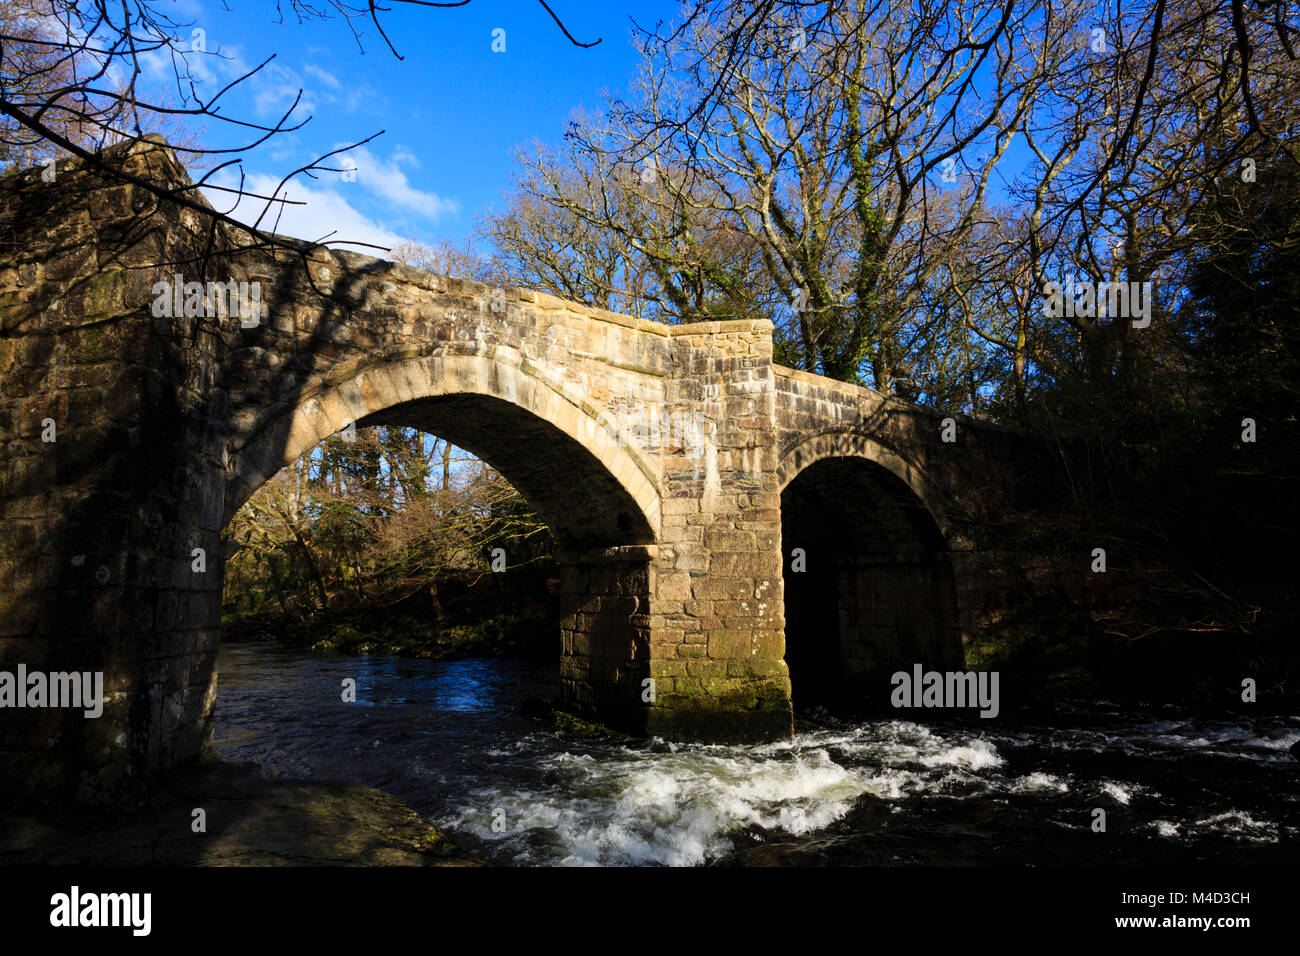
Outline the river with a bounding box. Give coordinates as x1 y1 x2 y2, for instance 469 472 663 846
212 642 1299 866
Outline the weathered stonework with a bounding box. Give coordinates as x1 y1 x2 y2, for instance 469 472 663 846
0 138 1051 807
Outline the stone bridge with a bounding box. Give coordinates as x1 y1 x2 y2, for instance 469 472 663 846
0 139 1038 806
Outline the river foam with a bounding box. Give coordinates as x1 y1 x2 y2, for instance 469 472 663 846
433 723 1014 865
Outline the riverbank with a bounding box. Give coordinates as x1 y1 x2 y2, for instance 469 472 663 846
0 756 485 866
223 602 555 662
223 564 559 662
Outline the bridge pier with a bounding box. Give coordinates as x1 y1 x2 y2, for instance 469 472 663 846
555 545 653 733
642 323 793 741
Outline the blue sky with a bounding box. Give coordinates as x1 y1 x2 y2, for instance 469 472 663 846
162 0 660 253
146 1 1039 262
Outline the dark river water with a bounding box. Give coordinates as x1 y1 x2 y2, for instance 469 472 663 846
212 643 1299 866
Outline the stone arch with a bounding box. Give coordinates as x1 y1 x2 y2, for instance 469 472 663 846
218 349 665 738
224 351 661 548
775 430 952 542
777 431 964 714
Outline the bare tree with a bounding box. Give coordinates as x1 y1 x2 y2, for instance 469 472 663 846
997 0 1300 399
0 0 601 261
493 1 1089 402
388 237 494 282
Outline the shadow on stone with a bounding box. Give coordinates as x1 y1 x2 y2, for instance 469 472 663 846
0 755 484 866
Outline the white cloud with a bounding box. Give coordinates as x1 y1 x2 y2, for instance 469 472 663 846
303 63 341 90
252 62 315 119
342 145 460 221
201 170 409 253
